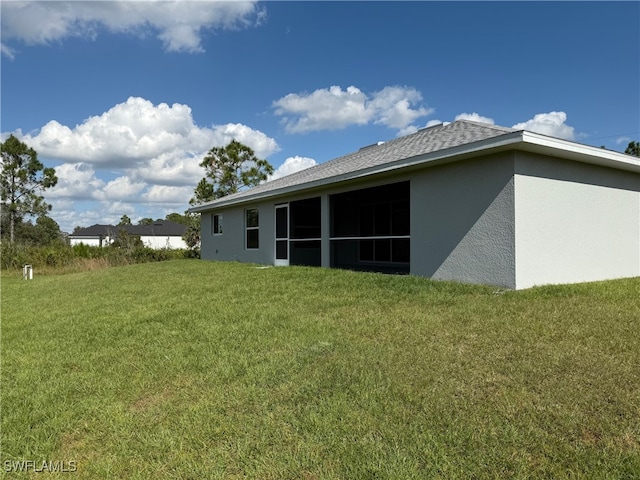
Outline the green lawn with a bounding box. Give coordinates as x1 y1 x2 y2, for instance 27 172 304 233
1 260 639 479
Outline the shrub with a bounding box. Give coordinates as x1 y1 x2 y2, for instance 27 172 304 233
1 242 191 274
1 242 28 269
183 247 200 259
72 243 106 259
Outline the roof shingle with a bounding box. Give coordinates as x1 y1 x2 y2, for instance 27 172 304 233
190 120 515 211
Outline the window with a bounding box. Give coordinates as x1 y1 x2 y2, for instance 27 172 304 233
330 181 410 273
212 214 223 235
245 208 259 249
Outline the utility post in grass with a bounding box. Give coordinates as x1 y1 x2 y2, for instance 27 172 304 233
0 135 58 244
185 140 274 251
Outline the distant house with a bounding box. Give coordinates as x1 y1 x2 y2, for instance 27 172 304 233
68 224 116 248
188 120 640 290
70 220 187 249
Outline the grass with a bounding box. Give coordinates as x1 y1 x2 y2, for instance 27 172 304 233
1 260 639 479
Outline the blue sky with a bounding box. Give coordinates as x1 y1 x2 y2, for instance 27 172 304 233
2 1 639 233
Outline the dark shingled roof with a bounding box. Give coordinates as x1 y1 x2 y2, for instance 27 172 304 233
70 224 117 237
125 221 187 236
189 120 515 212
71 220 186 237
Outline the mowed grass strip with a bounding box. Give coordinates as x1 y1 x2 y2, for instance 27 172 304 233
1 260 639 479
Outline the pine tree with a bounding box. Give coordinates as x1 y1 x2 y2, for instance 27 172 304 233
0 135 57 244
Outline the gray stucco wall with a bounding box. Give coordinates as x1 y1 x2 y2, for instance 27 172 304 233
200 200 276 266
200 156 518 287
514 153 640 289
200 190 331 266
410 152 516 288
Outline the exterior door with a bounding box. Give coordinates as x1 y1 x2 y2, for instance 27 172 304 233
274 204 289 266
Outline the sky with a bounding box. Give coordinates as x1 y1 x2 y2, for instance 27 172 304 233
1 1 639 234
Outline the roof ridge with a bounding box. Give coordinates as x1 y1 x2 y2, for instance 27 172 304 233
449 119 514 132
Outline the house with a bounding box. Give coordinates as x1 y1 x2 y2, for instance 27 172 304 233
69 220 188 249
188 120 640 289
68 224 117 247
124 221 188 249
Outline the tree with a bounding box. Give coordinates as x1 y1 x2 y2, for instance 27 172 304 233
33 215 63 245
111 228 142 251
138 218 154 225
190 178 215 206
182 213 202 251
118 215 132 226
624 141 640 157
190 140 274 204
166 212 201 250
165 212 190 225
11 215 63 246
0 134 58 244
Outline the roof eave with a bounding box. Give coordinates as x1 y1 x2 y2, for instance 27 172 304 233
519 131 640 173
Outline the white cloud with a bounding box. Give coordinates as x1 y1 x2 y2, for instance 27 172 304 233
21 96 279 168
49 201 107 231
104 201 137 219
102 176 147 202
512 111 575 140
273 85 432 134
370 86 433 129
209 123 280 160
455 112 495 125
268 156 317 181
424 119 446 128
132 152 203 187
5 97 279 232
47 163 105 200
0 42 16 60
274 86 369 133
397 125 419 137
1 1 264 55
143 185 195 204
23 98 197 166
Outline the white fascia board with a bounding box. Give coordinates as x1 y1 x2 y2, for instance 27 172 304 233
519 131 640 173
